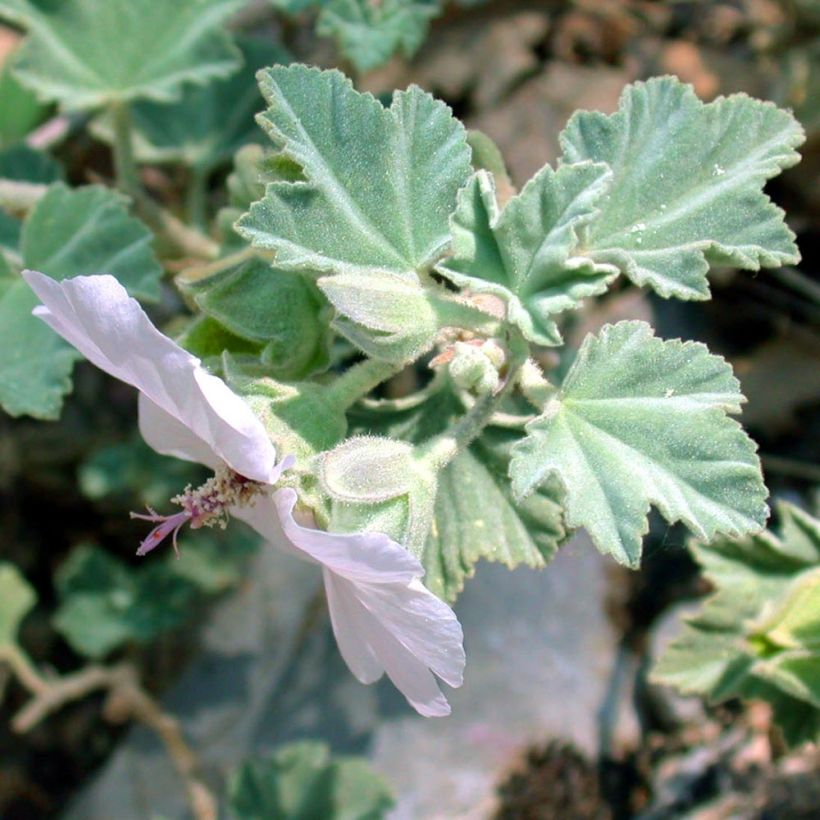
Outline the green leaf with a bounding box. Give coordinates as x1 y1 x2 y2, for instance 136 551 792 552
229 741 394 820
79 434 206 510
180 255 331 380
510 321 768 567
351 378 565 601
53 544 198 658
559 76 805 300
438 165 615 346
90 38 290 173
237 65 471 278
317 0 441 73
0 563 36 647
0 0 244 111
0 268 79 418
0 54 48 147
653 502 820 746
0 143 62 183
0 183 163 418
22 183 162 299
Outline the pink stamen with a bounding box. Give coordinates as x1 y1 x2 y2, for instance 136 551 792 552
130 509 191 557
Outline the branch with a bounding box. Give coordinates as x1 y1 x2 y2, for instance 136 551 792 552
2 654 216 820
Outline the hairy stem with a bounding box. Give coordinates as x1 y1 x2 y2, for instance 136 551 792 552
1 653 216 820
110 102 140 198
135 189 220 261
418 329 529 470
326 358 404 410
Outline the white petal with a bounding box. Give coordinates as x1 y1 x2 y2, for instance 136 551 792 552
271 488 422 583
324 572 454 717
24 271 279 483
138 394 220 469
323 570 384 684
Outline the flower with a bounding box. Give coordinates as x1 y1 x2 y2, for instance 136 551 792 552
24 270 465 717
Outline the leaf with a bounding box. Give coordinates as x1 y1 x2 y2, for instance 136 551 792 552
53 544 198 658
237 65 471 278
0 563 36 647
0 143 62 183
78 434 206 510
438 164 615 346
317 0 442 73
0 183 163 418
179 254 331 380
0 0 244 111
229 741 394 820
351 378 565 601
559 76 805 300
652 502 820 746
510 321 768 567
90 38 291 173
0 54 48 147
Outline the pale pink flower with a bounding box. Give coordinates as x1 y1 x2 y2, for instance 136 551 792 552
24 270 465 717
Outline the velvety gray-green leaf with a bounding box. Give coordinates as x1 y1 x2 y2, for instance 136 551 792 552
229 741 394 820
0 183 162 418
559 76 804 299
0 55 48 147
237 65 471 277
90 38 290 172
0 563 36 647
510 320 767 567
439 164 615 346
0 0 244 110
317 0 441 73
652 502 820 745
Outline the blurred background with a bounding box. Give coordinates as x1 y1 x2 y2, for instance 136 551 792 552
1 1 818 817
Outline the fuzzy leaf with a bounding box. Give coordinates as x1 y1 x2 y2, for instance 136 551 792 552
0 0 244 110
559 76 804 299
90 38 290 173
180 255 331 380
0 54 48 147
317 0 441 73
510 321 768 567
653 503 820 746
237 65 471 278
229 741 394 820
0 143 62 183
0 183 162 418
0 563 36 647
439 164 615 346
351 379 565 601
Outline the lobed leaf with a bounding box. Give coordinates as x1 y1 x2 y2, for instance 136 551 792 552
510 321 768 567
439 164 615 346
0 563 36 647
0 183 162 418
237 65 471 278
0 0 244 110
317 0 442 73
653 503 820 745
90 37 290 173
229 741 394 820
560 76 805 299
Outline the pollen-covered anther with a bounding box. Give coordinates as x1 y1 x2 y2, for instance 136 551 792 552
132 465 265 556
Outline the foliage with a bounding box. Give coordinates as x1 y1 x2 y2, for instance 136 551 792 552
652 503 820 746
229 741 394 819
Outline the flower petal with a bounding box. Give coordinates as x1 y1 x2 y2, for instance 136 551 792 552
24 271 279 483
324 572 456 717
270 488 422 583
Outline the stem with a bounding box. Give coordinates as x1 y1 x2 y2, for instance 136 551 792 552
134 189 220 260
418 329 529 470
0 652 217 820
186 166 210 232
110 102 140 198
326 358 404 410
